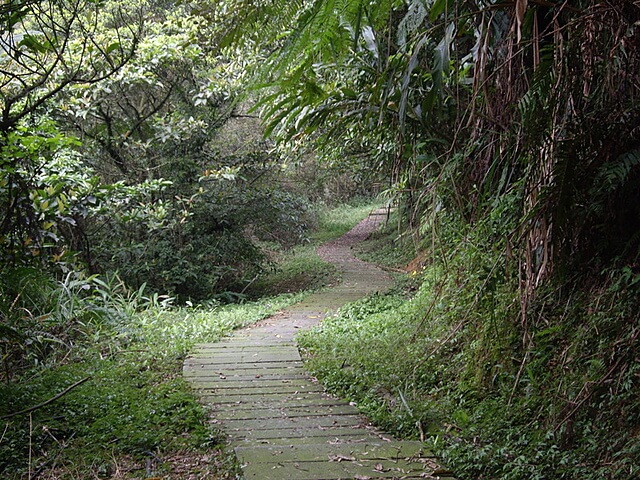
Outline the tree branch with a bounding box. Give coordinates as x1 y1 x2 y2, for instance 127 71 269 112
0 376 91 420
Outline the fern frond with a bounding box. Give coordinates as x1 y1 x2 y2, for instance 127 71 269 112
593 149 640 195
214 0 306 51
260 0 395 80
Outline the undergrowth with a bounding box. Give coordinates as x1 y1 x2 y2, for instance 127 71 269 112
299 212 640 480
0 273 303 478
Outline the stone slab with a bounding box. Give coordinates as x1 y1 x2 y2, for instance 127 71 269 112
213 405 359 420
235 441 433 463
238 458 448 480
221 414 365 432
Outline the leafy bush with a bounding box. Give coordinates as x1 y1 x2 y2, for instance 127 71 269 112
90 178 309 302
0 268 128 380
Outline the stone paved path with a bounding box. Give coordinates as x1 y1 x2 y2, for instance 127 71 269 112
184 211 455 479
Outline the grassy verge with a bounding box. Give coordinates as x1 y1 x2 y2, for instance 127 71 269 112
298 216 640 480
247 243 337 297
309 198 384 243
248 198 383 296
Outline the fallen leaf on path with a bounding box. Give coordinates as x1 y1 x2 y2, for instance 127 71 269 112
328 454 356 462
374 462 387 472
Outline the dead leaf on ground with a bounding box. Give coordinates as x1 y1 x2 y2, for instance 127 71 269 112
328 454 356 462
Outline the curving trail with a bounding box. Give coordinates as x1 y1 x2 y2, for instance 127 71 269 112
184 211 455 479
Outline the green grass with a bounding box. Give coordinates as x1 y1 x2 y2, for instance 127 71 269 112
298 294 434 437
247 243 337 296
127 293 305 356
247 198 382 297
0 292 303 479
309 198 383 243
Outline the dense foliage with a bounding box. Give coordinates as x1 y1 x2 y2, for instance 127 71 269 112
0 2 361 476
2 0 639 478
0 0 331 300
238 0 640 478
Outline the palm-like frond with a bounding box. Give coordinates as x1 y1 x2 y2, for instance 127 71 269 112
226 0 640 297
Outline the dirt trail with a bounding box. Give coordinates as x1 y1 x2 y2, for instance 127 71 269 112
184 211 455 479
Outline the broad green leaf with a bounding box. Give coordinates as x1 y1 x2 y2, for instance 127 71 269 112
18 34 49 53
429 0 454 22
106 42 121 54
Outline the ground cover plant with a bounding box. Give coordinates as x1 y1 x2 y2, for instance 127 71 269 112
299 214 640 480
0 271 306 478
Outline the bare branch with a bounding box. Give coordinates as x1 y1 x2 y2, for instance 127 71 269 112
0 376 91 420
0 0 141 132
